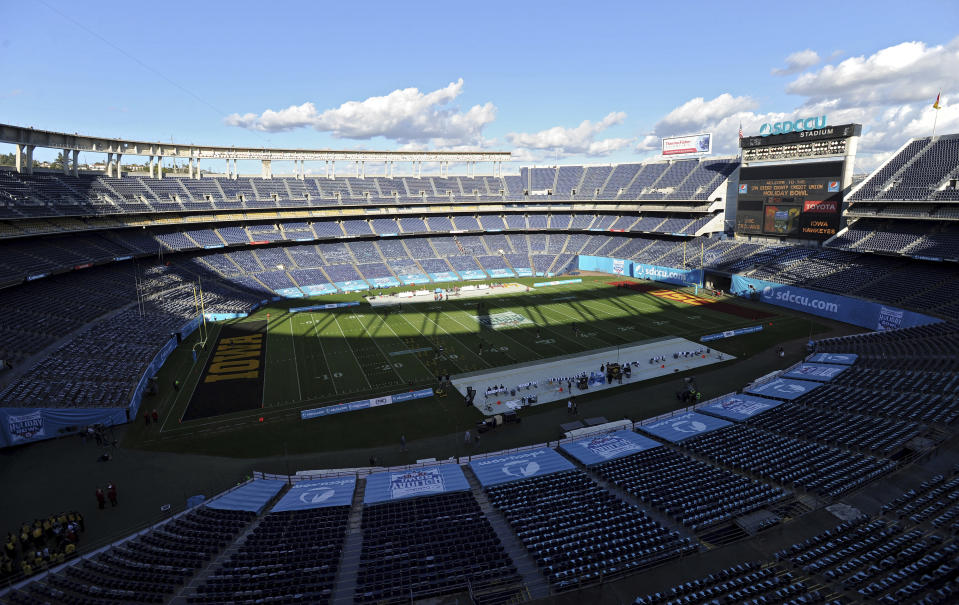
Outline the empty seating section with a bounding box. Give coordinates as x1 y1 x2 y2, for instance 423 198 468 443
775 516 959 603
194 506 349 605
634 562 819 605
485 470 694 591
747 405 921 457
18 508 252 605
356 492 521 604
595 447 788 531
681 425 895 499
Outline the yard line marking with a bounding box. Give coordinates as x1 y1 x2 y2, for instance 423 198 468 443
418 311 492 368
310 313 339 393
330 310 373 390
289 317 303 402
350 312 406 382
367 312 439 375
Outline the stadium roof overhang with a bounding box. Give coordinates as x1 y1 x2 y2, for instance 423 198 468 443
0 123 511 164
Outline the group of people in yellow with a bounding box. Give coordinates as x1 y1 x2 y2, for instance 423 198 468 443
2 511 84 579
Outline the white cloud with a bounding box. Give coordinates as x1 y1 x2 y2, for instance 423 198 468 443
786 38 959 107
506 112 631 159
653 94 758 136
771 49 821 75
224 79 496 147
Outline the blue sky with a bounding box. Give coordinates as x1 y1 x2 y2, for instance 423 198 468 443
1 0 958 174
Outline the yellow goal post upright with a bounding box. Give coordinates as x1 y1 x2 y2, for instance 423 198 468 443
191 280 209 358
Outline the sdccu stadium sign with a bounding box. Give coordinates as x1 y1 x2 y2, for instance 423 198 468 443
759 115 827 137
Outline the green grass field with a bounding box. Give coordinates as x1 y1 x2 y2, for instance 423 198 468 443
123 276 843 459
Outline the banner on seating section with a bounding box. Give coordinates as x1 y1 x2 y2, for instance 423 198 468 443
275 287 305 298
578 255 633 276
300 283 337 296
698 393 785 422
639 412 732 443
301 388 433 420
806 353 858 365
745 377 820 400
782 362 848 382
469 447 575 487
559 430 662 466
701 325 763 342
272 476 356 511
729 275 940 331
533 278 582 288
0 406 128 448
364 463 470 504
290 301 360 313
632 262 703 286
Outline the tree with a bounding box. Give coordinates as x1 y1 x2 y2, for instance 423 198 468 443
0 152 15 167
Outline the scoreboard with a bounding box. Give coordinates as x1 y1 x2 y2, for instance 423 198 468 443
735 122 860 241
735 162 843 239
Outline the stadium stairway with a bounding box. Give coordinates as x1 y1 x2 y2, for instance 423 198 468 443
463 468 551 600
330 477 366 605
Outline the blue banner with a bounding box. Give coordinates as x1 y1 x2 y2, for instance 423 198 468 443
334 280 369 292
698 393 786 422
368 277 401 288
806 353 858 365
429 271 459 282
207 479 286 514
782 362 848 382
300 283 337 296
290 301 360 313
459 270 488 280
632 262 702 286
514 268 533 277
578 255 633 276
487 268 515 278
701 325 763 342
398 273 431 285
300 387 433 420
0 407 128 448
469 447 575 487
204 312 249 322
559 430 663 466
729 275 940 331
745 377 821 400
364 463 470 504
639 412 732 443
275 287 305 298
271 476 356 511
533 278 582 288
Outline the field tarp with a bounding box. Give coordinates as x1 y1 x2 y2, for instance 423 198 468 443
559 430 663 466
639 412 732 443
271 476 356 511
745 377 821 400
207 479 286 513
469 447 575 487
364 463 470 504
698 393 786 422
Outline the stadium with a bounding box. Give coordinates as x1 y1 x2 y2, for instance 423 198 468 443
2 6 959 605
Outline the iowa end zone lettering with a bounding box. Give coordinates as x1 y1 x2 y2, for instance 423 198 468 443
203 334 264 382
182 320 267 421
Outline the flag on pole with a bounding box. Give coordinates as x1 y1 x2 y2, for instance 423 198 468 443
933 92 941 110
738 122 743 139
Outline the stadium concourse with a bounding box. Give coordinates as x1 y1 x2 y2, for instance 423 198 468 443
1 125 959 603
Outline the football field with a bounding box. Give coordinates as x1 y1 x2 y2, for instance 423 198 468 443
170 276 784 425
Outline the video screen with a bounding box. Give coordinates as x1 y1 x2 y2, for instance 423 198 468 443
736 161 843 239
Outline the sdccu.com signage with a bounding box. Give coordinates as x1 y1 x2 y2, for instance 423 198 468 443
730 275 940 331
